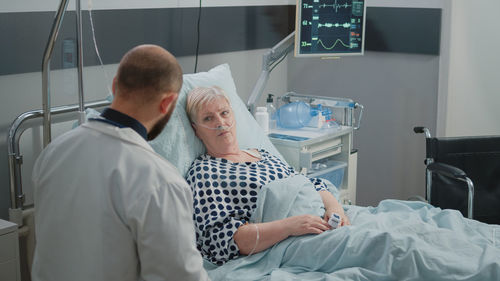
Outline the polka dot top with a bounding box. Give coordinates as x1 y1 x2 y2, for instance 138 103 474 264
185 149 328 265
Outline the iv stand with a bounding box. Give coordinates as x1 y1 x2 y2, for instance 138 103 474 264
42 0 86 148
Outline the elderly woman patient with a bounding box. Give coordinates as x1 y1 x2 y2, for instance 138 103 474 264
185 86 350 266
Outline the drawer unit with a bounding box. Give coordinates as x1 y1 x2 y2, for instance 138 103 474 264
269 126 356 201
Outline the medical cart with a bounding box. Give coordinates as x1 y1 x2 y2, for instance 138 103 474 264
268 93 363 205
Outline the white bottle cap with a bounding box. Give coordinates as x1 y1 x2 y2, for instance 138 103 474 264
256 107 267 112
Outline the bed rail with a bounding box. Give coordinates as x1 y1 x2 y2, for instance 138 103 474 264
7 100 110 225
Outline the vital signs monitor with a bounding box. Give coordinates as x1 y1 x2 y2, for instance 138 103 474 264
295 0 366 57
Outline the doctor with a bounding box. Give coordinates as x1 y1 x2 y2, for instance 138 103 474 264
32 45 209 281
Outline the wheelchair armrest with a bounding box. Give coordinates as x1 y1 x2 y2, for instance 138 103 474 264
426 162 475 219
413 126 426 133
427 162 467 180
413 126 431 138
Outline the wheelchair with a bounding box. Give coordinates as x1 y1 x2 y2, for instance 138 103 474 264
414 127 500 224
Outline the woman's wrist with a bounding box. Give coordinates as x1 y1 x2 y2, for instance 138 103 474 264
281 217 293 237
318 191 343 215
325 206 344 216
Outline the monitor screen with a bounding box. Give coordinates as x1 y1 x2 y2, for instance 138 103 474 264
295 0 366 57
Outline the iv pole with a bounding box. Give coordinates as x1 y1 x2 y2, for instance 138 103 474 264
42 0 86 148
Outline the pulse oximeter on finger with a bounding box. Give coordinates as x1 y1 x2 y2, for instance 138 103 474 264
328 213 341 229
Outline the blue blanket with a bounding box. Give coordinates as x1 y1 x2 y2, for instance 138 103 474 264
204 175 500 281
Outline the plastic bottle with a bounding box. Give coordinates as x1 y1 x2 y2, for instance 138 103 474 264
307 104 324 128
266 94 277 130
276 101 312 129
254 106 269 133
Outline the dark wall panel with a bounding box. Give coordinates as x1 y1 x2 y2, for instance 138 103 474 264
365 7 442 55
0 6 295 75
0 6 441 76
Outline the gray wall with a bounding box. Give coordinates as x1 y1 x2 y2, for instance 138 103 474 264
287 52 439 206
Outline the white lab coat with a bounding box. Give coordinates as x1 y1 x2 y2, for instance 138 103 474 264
32 120 209 281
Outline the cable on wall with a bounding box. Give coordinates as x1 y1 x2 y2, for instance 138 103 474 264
194 0 202 73
88 0 112 94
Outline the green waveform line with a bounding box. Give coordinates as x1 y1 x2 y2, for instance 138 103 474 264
320 0 351 13
317 38 350 50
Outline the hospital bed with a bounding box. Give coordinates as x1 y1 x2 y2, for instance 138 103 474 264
6 62 500 281
148 64 500 280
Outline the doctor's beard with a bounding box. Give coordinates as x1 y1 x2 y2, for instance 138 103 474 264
147 109 173 141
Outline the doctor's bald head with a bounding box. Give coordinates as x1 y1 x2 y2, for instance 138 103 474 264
114 44 183 103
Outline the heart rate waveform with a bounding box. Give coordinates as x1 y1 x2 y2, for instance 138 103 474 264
297 0 365 56
319 0 351 13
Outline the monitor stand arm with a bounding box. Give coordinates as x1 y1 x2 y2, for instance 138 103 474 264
247 31 295 114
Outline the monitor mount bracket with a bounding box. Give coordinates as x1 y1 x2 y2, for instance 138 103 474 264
247 31 295 114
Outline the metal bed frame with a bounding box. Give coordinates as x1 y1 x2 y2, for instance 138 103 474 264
7 0 110 226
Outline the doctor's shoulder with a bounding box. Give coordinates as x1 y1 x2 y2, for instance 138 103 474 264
137 148 190 188
32 126 98 181
34 125 88 160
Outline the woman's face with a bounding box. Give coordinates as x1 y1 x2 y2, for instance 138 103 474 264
193 97 237 153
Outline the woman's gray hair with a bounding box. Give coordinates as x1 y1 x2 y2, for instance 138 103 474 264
186 86 231 123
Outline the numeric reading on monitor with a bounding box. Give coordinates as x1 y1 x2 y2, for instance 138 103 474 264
297 0 365 57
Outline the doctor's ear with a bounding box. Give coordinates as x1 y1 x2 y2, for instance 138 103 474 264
158 92 178 114
111 77 117 96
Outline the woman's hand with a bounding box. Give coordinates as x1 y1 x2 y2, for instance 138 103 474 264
318 191 351 227
235 216 331 255
284 215 332 236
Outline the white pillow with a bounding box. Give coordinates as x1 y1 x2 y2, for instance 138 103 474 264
149 64 282 177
